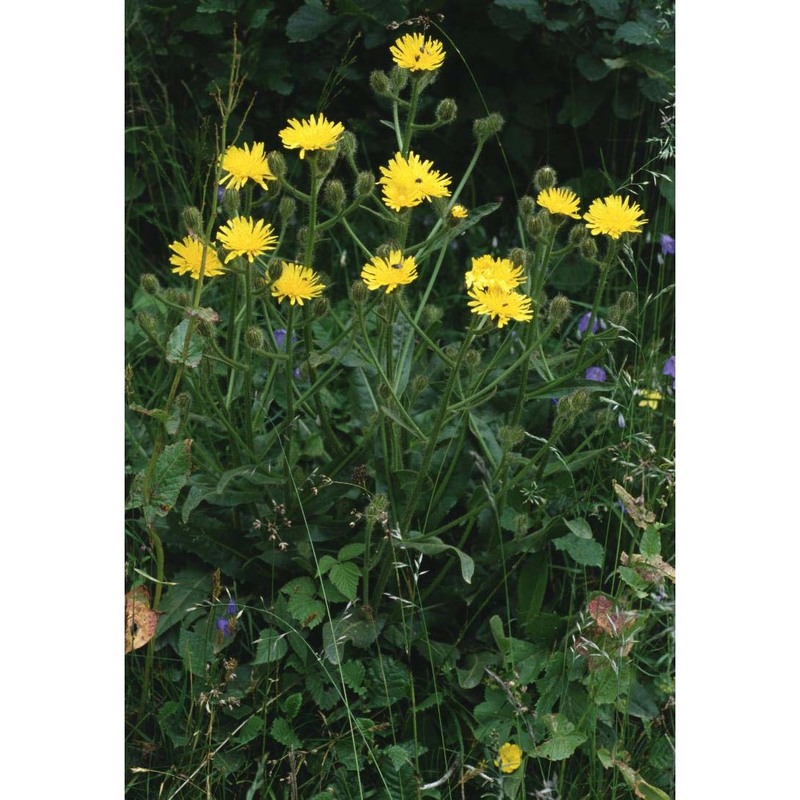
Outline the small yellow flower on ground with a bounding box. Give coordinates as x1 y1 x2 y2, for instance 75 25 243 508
537 187 581 219
494 742 523 774
390 32 445 72
467 285 533 328
279 114 345 159
271 262 326 306
465 254 525 292
638 390 663 410
583 195 648 239
361 250 418 294
216 217 278 264
219 142 274 190
168 236 225 279
378 151 451 212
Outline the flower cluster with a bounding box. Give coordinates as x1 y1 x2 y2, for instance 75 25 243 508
465 254 533 328
378 151 451 212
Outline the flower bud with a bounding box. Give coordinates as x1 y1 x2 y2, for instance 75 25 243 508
607 291 637 326
533 166 557 192
317 148 337 175
164 288 191 306
526 211 550 240
413 375 429 393
388 66 409 94
376 242 400 259
339 130 358 159
355 171 376 198
140 273 161 295
508 248 528 269
568 223 589 247
350 280 369 304
323 179 346 213
245 326 266 351
473 112 505 145
548 295 572 327
555 389 590 430
443 343 460 361
267 151 287 180
435 98 458 125
175 392 192 412
279 196 297 224
137 311 159 338
518 196 536 218
579 237 599 261
498 425 525 450
377 382 391 401
222 188 240 217
182 206 204 236
311 296 330 319
421 304 443 327
370 69 392 96
268 261 284 282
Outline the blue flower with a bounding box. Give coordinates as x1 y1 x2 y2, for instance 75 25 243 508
577 312 606 337
226 599 237 616
585 366 607 382
216 617 232 637
274 328 288 349
663 355 675 389
660 234 675 255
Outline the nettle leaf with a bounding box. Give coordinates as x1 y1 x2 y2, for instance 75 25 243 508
340 659 366 692
166 319 203 368
282 692 303 721
233 716 265 745
270 716 302 748
254 628 288 664
329 561 360 601
178 625 214 676
553 533 604 567
285 1 335 42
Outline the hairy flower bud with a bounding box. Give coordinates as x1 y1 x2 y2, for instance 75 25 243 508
518 196 536 218
311 296 330 319
389 65 409 94
463 349 482 370
268 261 284 282
370 69 392 96
421 304 443 327
140 273 161 295
244 326 265 351
350 280 369 304
607 291 637 326
182 206 204 236
355 170 376 198
548 295 572 327
473 112 505 145
533 166 558 192
568 222 590 247
267 151 287 180
413 375 429 393
175 392 192 411
443 343 460 361
323 179 346 213
526 211 550 240
555 389 590 430
498 425 526 450
435 98 457 125
279 196 297 224
222 188 240 217
339 130 358 159
508 248 528 269
579 236 599 261
137 311 159 338
317 148 337 175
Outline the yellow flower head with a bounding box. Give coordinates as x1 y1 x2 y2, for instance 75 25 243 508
451 204 469 220
378 151 451 212
219 142 274 190
537 187 581 219
583 195 648 239
361 250 418 294
390 32 445 72
494 742 523 774
638 390 663 410
465 254 525 292
271 262 326 306
168 236 225 280
279 114 345 159
216 216 278 264
467 285 533 329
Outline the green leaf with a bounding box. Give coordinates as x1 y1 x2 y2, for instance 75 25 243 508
533 714 588 760
128 439 192 523
553 533 604 567
233 716 265 745
565 517 593 539
456 651 497 689
287 593 326 629
157 567 211 635
576 53 610 81
282 692 303 721
329 561 360 601
400 534 474 583
340 659 366 692
285 1 335 42
640 525 661 559
254 628 288 664
270 716 302 748
494 0 545 23
338 542 365 561
518 554 548 631
316 554 338 576
166 320 203 368
614 21 655 45
587 0 622 19
384 743 412 771
178 625 214 676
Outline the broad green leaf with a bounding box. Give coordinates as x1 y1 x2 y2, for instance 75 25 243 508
456 651 497 689
270 716 302 747
340 659 365 692
338 542 365 561
287 593 326 629
587 0 621 19
233 716 265 745
254 628 288 664
533 713 588 760
329 561 360 601
614 20 654 45
286 1 335 42
553 533 604 567
166 320 203 368
316 555 338 576
518 554 548 630
156 568 211 635
401 534 474 583
384 743 412 770
565 517 593 539
282 692 303 721
494 0 544 22
178 625 214 676
576 53 610 81
640 525 661 559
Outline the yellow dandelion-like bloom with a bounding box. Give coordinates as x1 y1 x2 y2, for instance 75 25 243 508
638 390 663 410
465 254 525 292
216 216 278 264
467 285 533 329
361 250 418 294
219 142 274 190
390 32 445 72
494 743 523 774
271 262 326 306
583 195 648 239
537 187 581 219
168 236 225 280
278 114 345 159
378 151 452 212
451 204 469 220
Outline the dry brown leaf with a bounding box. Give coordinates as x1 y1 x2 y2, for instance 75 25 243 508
125 585 159 653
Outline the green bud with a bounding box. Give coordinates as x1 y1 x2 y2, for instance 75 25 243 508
164 288 191 306
413 375 429 393
279 196 297 224
389 66 409 94
526 211 550 240
533 166 558 192
339 130 358 159
268 261 284 282
498 425 526 450
473 112 505 145
182 206 203 236
296 226 309 251
197 318 218 340
222 188 240 217
311 296 330 319
421 304 443 327
555 389 591 430
376 242 400 259
463 349 482 369
137 311 159 338
355 170 376 198
370 69 392 97
140 273 161 295
518 196 536 218
377 382 391 401
267 151 287 180
443 343 460 361
568 223 589 247
323 179 346 213
579 236 599 261
548 295 572 327
245 326 265 351
435 98 458 125
508 248 528 269
607 291 637 326
316 148 337 175
350 280 369 304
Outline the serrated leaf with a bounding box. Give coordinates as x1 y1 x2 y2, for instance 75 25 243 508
338 542 365 561
270 716 302 748
285 1 335 42
282 692 303 721
233 716 265 745
565 517 593 539
254 628 288 664
384 743 412 770
614 20 654 45
640 525 661 559
533 714 588 760
178 625 214 676
553 533 604 567
329 561 360 601
316 555 338 576
287 593 326 629
340 659 366 691
166 319 203 368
